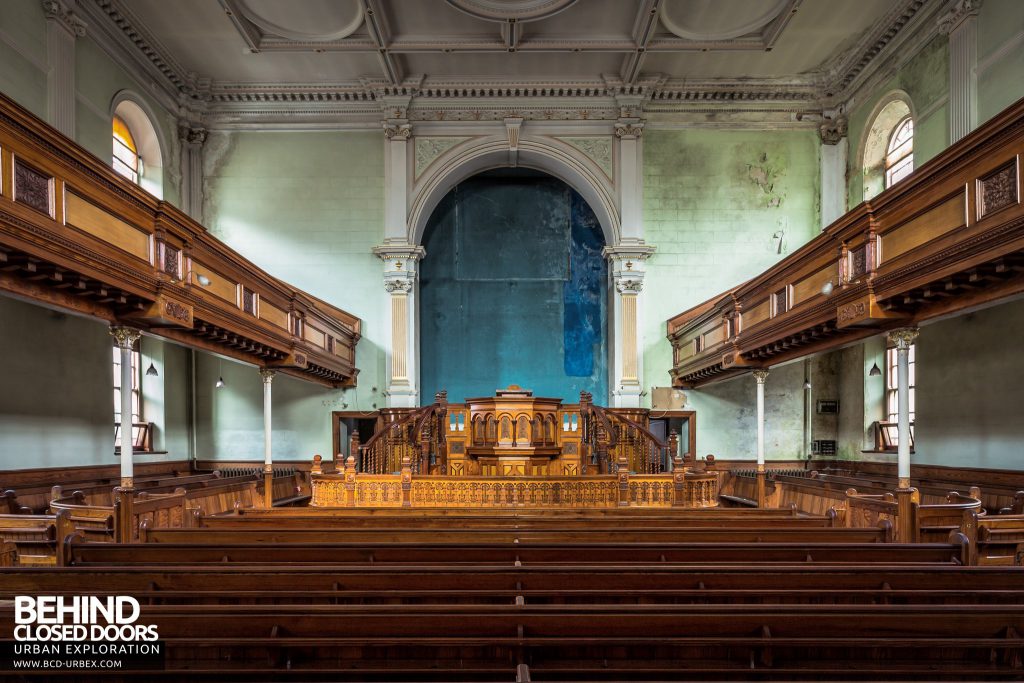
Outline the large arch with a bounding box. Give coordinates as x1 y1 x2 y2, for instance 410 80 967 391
408 135 621 248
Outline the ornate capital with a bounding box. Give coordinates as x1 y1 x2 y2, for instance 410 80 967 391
887 327 920 351
179 124 208 147
938 0 982 34
384 278 415 294
614 121 645 139
614 278 644 294
109 325 142 350
819 116 848 145
753 369 770 384
259 368 277 385
383 122 412 141
42 0 86 37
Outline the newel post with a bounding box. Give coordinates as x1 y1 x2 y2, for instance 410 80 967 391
311 454 322 475
349 431 361 471
671 454 686 507
344 455 357 507
617 453 630 507
401 454 413 507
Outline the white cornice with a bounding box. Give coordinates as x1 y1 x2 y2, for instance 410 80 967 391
80 0 943 126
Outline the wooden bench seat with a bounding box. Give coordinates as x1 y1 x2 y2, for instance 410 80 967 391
63 538 966 566
137 525 891 545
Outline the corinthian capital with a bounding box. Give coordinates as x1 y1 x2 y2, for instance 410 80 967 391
42 0 86 37
109 325 142 350
938 0 982 34
887 327 919 351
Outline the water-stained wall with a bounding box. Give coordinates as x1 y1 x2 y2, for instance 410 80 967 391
420 170 607 403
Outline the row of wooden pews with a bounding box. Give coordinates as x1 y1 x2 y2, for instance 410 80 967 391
1 507 1021 680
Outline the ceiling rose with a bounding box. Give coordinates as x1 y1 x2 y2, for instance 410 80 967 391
445 0 579 22
660 0 791 41
237 0 364 42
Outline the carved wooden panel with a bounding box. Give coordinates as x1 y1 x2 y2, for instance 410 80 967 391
159 243 180 279
977 160 1018 219
13 159 52 216
849 244 868 279
241 287 257 316
772 287 789 316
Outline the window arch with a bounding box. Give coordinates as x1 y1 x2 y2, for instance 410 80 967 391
860 94 914 200
110 93 165 199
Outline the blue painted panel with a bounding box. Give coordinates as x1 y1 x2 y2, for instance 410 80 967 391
420 172 607 403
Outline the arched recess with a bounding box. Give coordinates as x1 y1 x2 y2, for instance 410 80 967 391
859 91 915 201
408 135 621 247
110 91 166 199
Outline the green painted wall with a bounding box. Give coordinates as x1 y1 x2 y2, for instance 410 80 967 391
978 0 1024 125
200 130 386 459
846 35 949 208
915 298 1024 470
0 0 181 205
642 129 820 457
193 353 334 462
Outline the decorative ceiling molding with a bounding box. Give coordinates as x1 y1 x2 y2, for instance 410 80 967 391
444 0 579 22
81 0 938 127
659 0 799 46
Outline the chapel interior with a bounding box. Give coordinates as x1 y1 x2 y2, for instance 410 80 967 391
1 0 1024 680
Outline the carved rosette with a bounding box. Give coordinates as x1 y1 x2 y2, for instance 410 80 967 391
887 327 919 351
109 325 142 350
753 368 770 384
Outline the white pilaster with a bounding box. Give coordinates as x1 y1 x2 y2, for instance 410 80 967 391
940 0 982 143
179 124 207 221
753 369 769 469
888 328 919 487
383 120 412 242
604 244 654 408
42 0 86 138
110 326 141 489
819 115 848 229
374 243 425 408
614 120 645 243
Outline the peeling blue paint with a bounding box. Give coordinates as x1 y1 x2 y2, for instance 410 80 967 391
420 171 607 403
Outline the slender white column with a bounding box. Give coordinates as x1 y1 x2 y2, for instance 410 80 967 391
260 368 275 508
42 1 86 138
940 0 982 143
110 326 142 489
753 369 770 469
888 328 919 487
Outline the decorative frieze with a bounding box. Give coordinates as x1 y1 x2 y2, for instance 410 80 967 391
414 137 471 178
555 136 613 178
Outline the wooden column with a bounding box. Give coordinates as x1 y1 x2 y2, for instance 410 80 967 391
753 368 769 507
260 368 276 509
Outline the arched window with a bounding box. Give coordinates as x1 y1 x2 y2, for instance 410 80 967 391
112 115 141 184
110 94 165 198
884 117 914 187
860 94 914 200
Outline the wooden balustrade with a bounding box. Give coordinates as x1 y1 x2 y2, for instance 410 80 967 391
668 94 1024 386
311 453 719 509
0 92 359 387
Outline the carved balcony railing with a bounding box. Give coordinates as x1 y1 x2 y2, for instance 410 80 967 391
0 92 359 387
357 393 448 475
668 95 1024 387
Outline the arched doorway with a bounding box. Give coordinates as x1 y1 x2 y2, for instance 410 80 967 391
419 168 608 402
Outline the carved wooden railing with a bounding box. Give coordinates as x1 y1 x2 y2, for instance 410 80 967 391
311 454 719 508
668 94 1024 387
579 395 676 475
358 393 448 475
0 92 359 387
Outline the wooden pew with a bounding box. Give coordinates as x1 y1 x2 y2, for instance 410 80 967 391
64 537 967 566
137 525 893 545
0 510 73 565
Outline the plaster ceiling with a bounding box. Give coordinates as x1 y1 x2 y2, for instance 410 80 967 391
80 0 938 124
